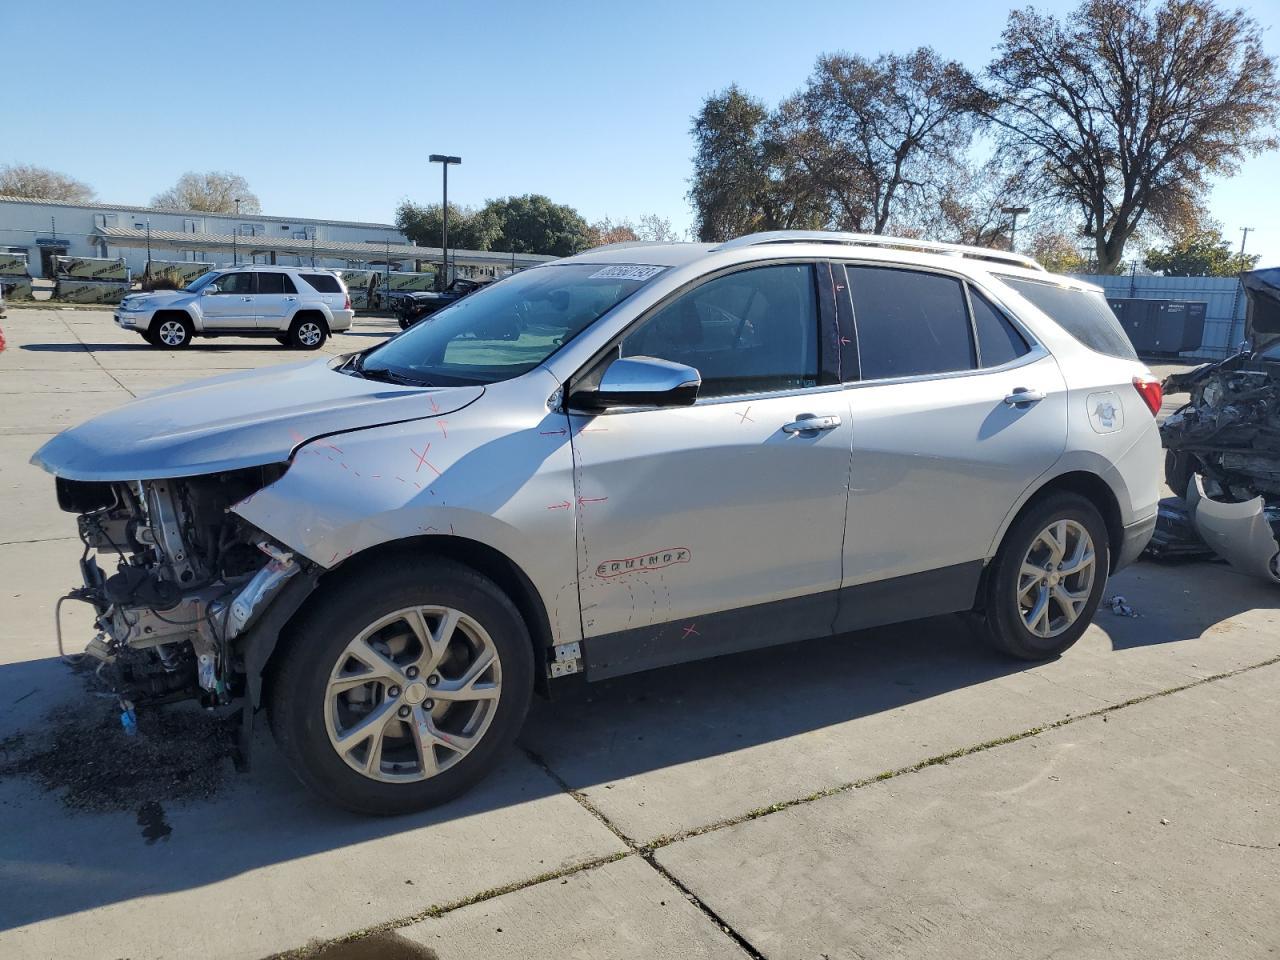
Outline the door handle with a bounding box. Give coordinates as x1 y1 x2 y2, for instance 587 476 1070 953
783 414 842 433
1004 387 1045 406
241 296 253 301
285 296 297 301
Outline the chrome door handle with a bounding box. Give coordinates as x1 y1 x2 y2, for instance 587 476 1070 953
241 296 253 301
1004 388 1045 406
285 296 297 301
783 414 842 433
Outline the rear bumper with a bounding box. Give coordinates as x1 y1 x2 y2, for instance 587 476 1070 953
1115 513 1156 571
329 309 354 332
1187 476 1280 582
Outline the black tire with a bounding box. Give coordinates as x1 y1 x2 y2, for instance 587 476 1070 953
1164 449 1197 499
977 492 1110 660
148 313 193 349
397 316 410 330
287 314 328 350
268 557 534 815
274 334 289 345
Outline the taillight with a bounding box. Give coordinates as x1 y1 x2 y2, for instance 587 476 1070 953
344 293 352 311
1133 376 1163 417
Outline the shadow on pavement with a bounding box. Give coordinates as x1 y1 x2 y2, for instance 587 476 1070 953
0 557 1271 931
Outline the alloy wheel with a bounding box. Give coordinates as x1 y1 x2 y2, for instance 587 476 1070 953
298 321 323 346
1017 519 1096 639
323 606 502 783
158 320 187 346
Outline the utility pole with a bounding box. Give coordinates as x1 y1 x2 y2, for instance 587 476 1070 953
1238 227 1254 272
429 154 462 287
145 218 152 266
1001 206 1031 252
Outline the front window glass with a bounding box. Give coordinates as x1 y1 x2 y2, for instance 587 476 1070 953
185 271 220 292
211 272 253 295
620 263 819 397
359 263 664 386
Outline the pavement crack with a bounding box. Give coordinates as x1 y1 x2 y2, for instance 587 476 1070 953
641 850 767 960
57 314 136 398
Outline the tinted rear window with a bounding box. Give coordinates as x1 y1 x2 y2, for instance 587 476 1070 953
257 272 295 294
302 273 342 293
846 266 975 379
1000 277 1137 360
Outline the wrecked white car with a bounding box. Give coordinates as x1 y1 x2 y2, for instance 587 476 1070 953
1160 268 1280 582
32 233 1162 814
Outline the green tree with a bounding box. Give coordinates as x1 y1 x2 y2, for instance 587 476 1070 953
151 171 261 214
1144 228 1260 276
395 201 500 251
479 194 592 257
983 0 1279 274
1029 231 1090 274
0 163 95 202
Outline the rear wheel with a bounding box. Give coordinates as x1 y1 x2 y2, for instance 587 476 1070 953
269 557 534 814
977 493 1110 660
287 314 328 350
148 313 193 348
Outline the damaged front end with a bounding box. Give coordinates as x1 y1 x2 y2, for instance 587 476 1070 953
1158 268 1280 582
57 466 313 709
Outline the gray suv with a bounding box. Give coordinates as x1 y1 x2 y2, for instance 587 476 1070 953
115 265 354 349
34 232 1162 814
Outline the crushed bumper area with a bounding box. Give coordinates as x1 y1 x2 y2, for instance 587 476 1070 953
1187 475 1280 583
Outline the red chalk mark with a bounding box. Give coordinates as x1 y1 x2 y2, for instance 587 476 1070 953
735 406 754 424
437 419 448 439
414 481 423 490
547 500 572 510
341 462 349 470
577 495 608 506
429 396 440 413
410 444 441 475
681 624 699 640
840 337 852 345
396 476 406 483
449 523 455 535
540 428 567 437
325 442 344 454
420 525 441 533
370 474 381 479
288 429 306 444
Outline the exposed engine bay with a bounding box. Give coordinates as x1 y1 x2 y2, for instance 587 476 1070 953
57 465 307 708
1157 268 1280 582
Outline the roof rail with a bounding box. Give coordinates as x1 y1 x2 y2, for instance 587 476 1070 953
715 230 1046 272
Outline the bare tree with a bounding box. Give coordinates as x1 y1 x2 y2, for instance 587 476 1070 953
635 213 683 243
588 217 640 246
983 0 1279 273
151 171 262 214
0 163 95 202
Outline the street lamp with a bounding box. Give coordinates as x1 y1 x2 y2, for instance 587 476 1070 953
1238 227 1254 272
429 154 462 286
1001 206 1031 252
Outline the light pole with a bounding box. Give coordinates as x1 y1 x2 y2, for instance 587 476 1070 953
429 154 461 286
1238 227 1254 272
1001 206 1031 252
232 199 241 266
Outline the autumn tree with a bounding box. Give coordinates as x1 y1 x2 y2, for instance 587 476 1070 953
151 171 262 214
1144 226 1259 276
1028 231 1091 273
588 213 683 246
983 0 1279 274
0 163 95 202
588 217 640 246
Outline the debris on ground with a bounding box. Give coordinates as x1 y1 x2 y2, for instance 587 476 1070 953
0 694 238 813
1106 595 1139 617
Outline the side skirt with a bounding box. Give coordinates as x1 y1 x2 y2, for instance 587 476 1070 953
579 560 984 682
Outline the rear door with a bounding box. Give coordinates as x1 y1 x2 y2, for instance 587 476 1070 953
199 271 255 329
254 271 297 329
570 261 855 679
834 263 1067 632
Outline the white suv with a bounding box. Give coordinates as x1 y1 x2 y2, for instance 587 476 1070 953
36 232 1162 814
115 265 354 349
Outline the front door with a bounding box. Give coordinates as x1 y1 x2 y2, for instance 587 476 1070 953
571 262 853 679
200 271 255 329
833 263 1068 632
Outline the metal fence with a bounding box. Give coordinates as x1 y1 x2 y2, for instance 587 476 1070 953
1069 274 1246 361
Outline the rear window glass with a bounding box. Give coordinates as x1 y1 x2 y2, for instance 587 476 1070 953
302 273 342 293
970 287 1030 367
257 272 295 294
846 266 975 379
1000 277 1137 360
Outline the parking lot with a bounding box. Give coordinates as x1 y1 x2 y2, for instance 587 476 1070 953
1 306 1278 959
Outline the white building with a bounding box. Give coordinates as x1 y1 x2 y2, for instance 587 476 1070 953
0 195 552 279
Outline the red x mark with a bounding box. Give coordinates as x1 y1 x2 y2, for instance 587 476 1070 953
736 406 754 424
410 444 441 475
681 624 699 639
438 419 449 439
429 396 440 413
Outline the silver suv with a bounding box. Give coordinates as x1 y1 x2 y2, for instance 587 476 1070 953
115 265 354 349
34 232 1162 814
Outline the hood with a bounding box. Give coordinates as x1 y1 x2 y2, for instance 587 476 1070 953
31 358 483 481
124 290 190 307
1243 268 1280 354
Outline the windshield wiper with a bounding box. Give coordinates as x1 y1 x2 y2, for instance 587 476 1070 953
359 365 434 387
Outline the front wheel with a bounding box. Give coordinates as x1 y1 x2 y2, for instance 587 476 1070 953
148 314 193 348
976 492 1110 660
269 557 534 814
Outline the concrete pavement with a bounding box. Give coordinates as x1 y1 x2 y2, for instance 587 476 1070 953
0 307 1276 959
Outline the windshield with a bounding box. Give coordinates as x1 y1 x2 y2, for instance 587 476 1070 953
359 263 665 385
185 271 221 293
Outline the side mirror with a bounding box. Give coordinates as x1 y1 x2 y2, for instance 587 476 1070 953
202 286 217 295
575 356 701 410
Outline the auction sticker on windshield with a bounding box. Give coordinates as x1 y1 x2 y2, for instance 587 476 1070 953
588 265 665 282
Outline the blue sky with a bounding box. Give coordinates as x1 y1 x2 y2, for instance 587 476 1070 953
6 0 1280 264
